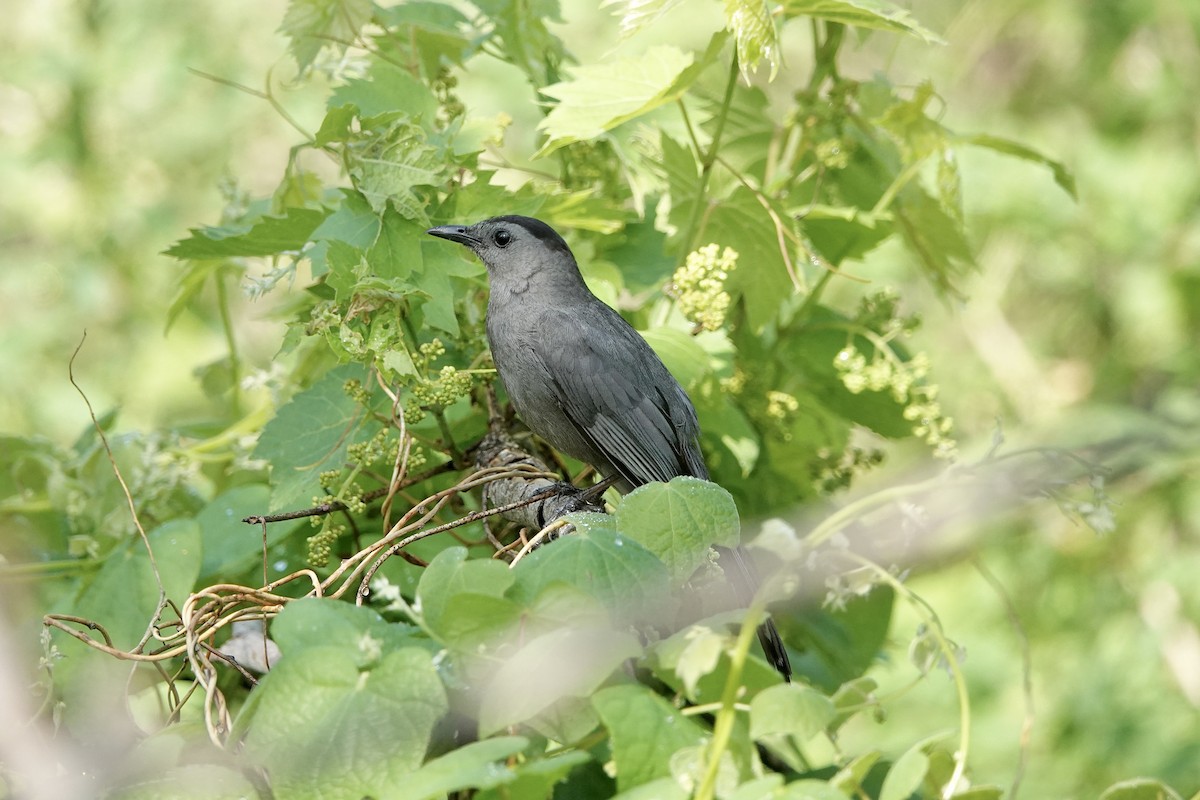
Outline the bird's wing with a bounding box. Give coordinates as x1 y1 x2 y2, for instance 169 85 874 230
533 307 706 486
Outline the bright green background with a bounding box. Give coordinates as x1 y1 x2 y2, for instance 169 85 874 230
1 1 1197 798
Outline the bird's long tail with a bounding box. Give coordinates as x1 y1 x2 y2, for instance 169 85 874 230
717 545 792 682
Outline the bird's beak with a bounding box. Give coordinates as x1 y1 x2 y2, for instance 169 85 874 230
426 225 479 248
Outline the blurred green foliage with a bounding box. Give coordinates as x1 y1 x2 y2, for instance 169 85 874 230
0 0 1197 799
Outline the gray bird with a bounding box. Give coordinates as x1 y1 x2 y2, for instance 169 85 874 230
427 215 791 681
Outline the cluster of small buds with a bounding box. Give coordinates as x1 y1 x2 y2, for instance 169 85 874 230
835 345 956 458
417 338 446 368
410 365 473 411
431 67 465 122
811 445 885 494
719 369 747 396
902 387 956 459
561 140 621 192
348 428 393 467
667 244 738 332
765 390 801 441
855 289 920 337
343 378 371 405
306 523 344 568
406 445 428 470
814 137 850 170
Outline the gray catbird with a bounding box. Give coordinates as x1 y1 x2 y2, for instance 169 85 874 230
428 215 791 681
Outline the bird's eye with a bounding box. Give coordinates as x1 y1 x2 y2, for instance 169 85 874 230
493 229 512 247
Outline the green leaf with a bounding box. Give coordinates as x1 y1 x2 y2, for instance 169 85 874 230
525 694 603 746
592 684 708 792
329 60 438 122
474 750 593 800
749 683 837 741
471 0 567 85
195 484 299 581
830 752 882 796
950 788 1004 800
650 611 782 702
164 207 327 260
434 591 526 652
603 0 689 38
395 737 528 800
374 3 477 76
74 519 201 649
879 744 929 800
537 46 697 156
478 625 642 736
417 547 515 645
775 782 851 799
510 524 671 621
113 764 263 800
165 259 223 332
786 585 894 693
368 207 424 283
724 0 780 78
671 625 726 696
780 311 911 438
311 190 382 249
727 776 785 800
614 476 741 584
604 210 676 292
641 327 711 390
961 133 1078 199
611 778 690 800
348 121 446 221
797 205 894 265
830 676 878 728
253 363 371 511
269 597 420 663
239 646 448 797
1098 778 1186 800
704 187 798 332
280 0 373 72
894 183 975 296
782 0 944 44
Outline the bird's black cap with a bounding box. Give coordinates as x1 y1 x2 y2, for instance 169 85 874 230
426 215 572 255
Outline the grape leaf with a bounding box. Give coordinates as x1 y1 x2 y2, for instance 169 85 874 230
592 684 708 792
280 0 373 71
239 646 447 798
537 46 697 156
614 476 741 584
164 207 327 260
253 363 372 511
782 0 944 44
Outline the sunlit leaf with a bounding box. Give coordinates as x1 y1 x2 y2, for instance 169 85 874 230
164 207 327 260
614 476 741 584
592 684 708 792
401 737 528 800
879 744 929 800
961 133 1078 198
750 683 837 741
478 626 641 735
603 0 689 38
537 46 697 156
280 0 373 71
239 646 448 797
724 0 779 78
782 0 944 44
253 363 372 511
